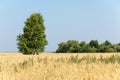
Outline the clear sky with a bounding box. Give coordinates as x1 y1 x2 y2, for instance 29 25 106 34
0 0 120 52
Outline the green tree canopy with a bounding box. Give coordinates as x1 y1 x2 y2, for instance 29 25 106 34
56 40 80 53
17 13 48 55
89 40 99 48
56 40 120 53
104 40 112 46
56 42 68 53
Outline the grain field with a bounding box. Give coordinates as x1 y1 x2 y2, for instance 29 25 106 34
0 53 120 80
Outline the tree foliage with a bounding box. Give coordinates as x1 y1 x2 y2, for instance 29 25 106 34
56 40 80 53
89 40 99 48
17 13 48 55
56 40 120 53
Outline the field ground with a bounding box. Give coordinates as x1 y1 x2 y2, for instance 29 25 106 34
0 53 120 80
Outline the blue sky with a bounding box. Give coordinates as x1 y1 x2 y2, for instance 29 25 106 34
0 0 120 52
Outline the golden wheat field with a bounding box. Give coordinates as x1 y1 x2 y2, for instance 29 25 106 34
0 53 120 80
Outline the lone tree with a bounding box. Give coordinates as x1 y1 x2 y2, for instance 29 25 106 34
17 13 48 55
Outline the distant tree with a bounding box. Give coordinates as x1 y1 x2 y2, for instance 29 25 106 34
104 40 112 46
97 44 106 52
79 41 87 52
113 44 120 52
87 40 99 52
89 40 99 48
106 47 115 52
97 40 113 53
17 13 48 55
68 40 80 53
56 40 80 53
79 41 86 47
56 42 68 53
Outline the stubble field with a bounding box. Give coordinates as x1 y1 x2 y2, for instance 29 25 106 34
0 53 120 80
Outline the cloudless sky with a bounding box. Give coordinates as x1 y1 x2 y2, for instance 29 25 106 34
0 0 120 52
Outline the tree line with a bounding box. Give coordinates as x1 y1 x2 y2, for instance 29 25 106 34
56 40 120 53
